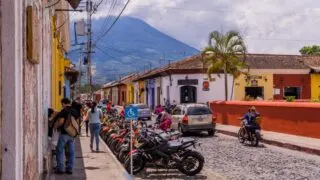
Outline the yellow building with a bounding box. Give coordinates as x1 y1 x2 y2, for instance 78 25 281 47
51 13 71 111
127 83 135 104
234 73 274 101
138 80 145 103
311 74 320 100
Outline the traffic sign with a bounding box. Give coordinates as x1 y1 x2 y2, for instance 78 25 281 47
125 106 138 121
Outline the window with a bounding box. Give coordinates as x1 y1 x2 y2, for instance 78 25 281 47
187 107 212 115
180 86 197 103
245 87 264 99
284 87 301 99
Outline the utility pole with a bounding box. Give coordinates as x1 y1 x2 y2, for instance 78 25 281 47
78 47 82 97
86 0 93 99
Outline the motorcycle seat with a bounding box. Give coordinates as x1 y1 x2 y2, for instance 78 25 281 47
167 140 182 149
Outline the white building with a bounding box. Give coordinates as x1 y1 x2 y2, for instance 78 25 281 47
134 55 233 108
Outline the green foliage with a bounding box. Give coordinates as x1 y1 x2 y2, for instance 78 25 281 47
299 45 320 55
244 95 254 101
202 30 247 100
285 96 296 102
311 99 320 103
79 84 102 93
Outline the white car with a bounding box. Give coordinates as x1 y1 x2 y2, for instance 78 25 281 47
171 104 216 136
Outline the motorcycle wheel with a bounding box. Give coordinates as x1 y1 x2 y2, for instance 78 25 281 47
178 151 204 176
124 154 145 175
113 141 122 156
250 133 259 147
119 150 129 163
238 128 246 144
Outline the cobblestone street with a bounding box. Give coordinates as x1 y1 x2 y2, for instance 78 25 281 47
194 133 320 180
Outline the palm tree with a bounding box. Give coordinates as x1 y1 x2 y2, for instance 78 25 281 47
202 30 247 101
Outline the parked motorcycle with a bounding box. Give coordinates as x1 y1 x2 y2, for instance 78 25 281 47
124 129 204 176
100 112 205 176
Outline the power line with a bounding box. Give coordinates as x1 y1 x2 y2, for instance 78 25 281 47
95 46 120 59
94 0 119 39
45 0 61 9
95 0 131 43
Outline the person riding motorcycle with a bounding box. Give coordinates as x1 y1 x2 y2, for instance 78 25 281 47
239 106 261 139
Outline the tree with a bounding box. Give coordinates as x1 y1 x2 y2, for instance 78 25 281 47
299 45 320 55
202 30 247 101
79 84 102 93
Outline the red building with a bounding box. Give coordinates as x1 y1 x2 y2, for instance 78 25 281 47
273 74 311 100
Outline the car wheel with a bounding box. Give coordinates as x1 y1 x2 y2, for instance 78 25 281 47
208 129 215 136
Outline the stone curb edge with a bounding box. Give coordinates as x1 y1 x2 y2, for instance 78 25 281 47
99 136 132 179
216 129 320 156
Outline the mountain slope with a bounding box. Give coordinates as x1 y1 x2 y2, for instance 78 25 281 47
69 16 199 84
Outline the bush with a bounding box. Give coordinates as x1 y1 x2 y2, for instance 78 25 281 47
311 99 320 103
285 96 296 102
244 95 254 101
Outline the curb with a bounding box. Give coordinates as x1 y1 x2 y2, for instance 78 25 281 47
99 136 132 179
216 129 320 156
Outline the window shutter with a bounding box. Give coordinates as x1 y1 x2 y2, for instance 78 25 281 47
26 6 33 61
26 5 40 64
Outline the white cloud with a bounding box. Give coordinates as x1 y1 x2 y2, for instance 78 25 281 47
72 0 320 54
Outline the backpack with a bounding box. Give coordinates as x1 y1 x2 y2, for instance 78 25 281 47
64 113 80 137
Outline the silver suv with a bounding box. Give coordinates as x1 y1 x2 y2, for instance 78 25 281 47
129 104 152 120
171 104 216 136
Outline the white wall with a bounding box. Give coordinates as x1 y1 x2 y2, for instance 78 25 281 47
2 0 24 179
160 74 233 105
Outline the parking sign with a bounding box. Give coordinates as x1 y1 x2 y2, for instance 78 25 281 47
125 106 138 121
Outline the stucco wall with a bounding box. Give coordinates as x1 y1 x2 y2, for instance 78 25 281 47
161 74 233 105
311 74 320 100
234 73 274 100
210 101 320 138
273 74 311 99
111 87 118 105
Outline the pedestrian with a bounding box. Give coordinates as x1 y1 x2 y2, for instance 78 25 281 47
84 102 91 136
72 97 83 134
54 98 77 174
85 101 103 152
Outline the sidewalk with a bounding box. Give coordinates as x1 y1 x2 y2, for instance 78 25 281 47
216 123 320 156
49 132 130 180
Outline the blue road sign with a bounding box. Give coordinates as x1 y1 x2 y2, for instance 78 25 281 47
125 106 138 121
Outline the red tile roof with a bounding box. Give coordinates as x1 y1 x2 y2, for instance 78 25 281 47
133 54 320 81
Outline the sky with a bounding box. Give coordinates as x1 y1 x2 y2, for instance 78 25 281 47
71 0 320 54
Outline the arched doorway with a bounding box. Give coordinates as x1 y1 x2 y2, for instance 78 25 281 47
180 86 197 103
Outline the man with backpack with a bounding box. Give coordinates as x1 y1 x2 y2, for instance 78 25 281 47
54 98 79 174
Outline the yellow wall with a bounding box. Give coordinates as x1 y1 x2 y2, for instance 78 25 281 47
103 88 111 100
311 74 320 100
138 80 145 103
51 16 70 111
127 83 134 104
234 73 274 100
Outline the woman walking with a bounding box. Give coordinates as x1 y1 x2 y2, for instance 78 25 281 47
86 101 103 151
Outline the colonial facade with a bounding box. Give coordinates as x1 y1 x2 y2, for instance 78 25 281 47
234 54 312 100
1 0 73 179
134 55 233 109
